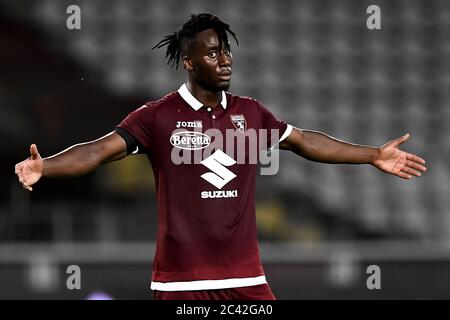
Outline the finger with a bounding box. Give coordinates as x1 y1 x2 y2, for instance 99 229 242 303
15 160 26 171
19 177 26 186
402 166 422 177
392 133 410 147
15 163 25 173
396 171 412 179
22 184 32 192
30 144 39 160
19 177 32 191
15 161 22 171
18 172 29 185
405 160 427 172
406 153 426 165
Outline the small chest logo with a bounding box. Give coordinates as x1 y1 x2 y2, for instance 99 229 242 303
230 114 247 133
176 120 202 128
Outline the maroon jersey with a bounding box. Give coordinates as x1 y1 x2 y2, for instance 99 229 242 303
117 84 292 291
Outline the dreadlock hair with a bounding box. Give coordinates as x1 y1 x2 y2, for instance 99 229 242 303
152 13 239 69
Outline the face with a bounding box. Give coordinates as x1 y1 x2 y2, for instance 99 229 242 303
183 28 233 91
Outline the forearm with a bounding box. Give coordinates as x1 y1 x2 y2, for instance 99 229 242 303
42 142 104 178
292 130 379 165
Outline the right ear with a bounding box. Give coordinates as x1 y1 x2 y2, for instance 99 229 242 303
182 56 193 71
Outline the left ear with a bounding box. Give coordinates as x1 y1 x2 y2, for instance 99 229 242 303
182 56 193 71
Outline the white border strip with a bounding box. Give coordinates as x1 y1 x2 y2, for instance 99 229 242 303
279 124 293 142
270 124 293 151
150 275 267 291
178 84 227 110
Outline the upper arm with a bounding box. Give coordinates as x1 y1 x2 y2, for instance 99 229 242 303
279 126 304 153
91 131 128 164
116 104 154 152
254 99 292 149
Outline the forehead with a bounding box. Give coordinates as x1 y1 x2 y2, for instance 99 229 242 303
192 29 223 50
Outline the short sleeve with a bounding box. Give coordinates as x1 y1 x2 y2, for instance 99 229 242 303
116 104 154 152
256 101 293 148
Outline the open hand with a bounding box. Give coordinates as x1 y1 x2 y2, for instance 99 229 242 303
14 144 43 191
372 134 427 179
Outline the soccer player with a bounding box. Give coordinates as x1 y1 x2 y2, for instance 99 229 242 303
14 13 427 300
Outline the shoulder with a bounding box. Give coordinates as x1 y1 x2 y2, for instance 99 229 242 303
227 93 282 121
227 92 262 109
140 91 179 113
227 93 272 116
121 91 178 126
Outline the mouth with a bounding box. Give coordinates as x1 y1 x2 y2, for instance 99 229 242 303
218 71 232 81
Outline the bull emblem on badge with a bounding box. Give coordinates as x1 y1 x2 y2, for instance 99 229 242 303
230 114 247 133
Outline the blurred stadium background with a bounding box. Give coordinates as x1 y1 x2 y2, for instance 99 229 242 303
1 0 450 299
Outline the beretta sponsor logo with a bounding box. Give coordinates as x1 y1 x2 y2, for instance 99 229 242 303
170 131 210 150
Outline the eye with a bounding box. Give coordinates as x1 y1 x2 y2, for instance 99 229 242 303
224 48 231 56
208 51 217 58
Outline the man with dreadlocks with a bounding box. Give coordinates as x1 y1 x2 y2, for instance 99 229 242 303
15 13 426 300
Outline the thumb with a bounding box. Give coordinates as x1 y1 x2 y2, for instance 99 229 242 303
392 133 410 147
30 144 40 160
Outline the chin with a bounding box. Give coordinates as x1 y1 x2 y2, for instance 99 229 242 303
217 81 230 91
199 80 230 92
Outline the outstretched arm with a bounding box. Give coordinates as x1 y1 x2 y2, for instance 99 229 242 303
14 132 128 191
279 127 427 179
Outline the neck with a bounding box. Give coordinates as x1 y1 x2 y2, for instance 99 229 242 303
186 79 222 108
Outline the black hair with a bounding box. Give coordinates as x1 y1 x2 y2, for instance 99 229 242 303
153 13 238 69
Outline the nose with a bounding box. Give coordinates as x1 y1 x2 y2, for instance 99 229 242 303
219 51 231 67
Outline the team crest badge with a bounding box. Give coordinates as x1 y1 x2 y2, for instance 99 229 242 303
230 114 247 133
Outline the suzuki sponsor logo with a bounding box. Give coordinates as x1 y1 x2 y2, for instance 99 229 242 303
170 131 210 150
200 150 236 189
200 150 238 198
201 190 238 199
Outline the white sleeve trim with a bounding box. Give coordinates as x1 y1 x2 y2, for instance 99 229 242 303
279 124 293 142
150 275 267 291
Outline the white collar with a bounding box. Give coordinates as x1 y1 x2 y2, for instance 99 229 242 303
178 84 227 111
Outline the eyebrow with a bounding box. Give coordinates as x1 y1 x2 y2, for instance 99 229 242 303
205 43 230 51
205 44 220 50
